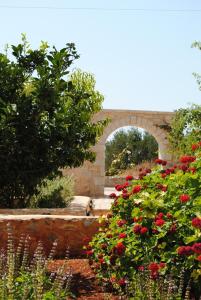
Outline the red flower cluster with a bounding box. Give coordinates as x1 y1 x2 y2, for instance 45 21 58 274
133 216 143 222
196 255 201 261
132 185 142 194
156 183 167 192
191 142 201 151
154 212 165 227
115 242 126 255
137 265 145 271
133 224 148 235
192 243 201 254
179 194 190 203
192 217 201 229
118 278 126 287
118 233 127 239
177 246 193 256
148 262 166 278
155 159 167 165
117 219 127 227
180 155 196 164
85 249 93 256
125 175 133 181
109 193 117 199
122 192 130 199
155 219 165 227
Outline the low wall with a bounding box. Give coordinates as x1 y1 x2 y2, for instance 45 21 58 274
0 216 99 257
105 176 125 187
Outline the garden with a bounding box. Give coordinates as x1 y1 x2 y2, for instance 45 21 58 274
0 36 201 299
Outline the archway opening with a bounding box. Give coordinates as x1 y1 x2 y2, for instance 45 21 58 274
105 126 158 185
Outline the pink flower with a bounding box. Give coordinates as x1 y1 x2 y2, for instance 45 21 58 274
138 265 145 271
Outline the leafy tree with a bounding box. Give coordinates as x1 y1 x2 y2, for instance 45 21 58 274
105 128 158 175
168 42 201 158
0 35 107 207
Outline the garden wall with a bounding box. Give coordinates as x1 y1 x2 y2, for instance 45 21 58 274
0 215 99 257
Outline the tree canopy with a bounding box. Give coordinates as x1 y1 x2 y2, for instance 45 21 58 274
0 35 107 207
105 128 158 175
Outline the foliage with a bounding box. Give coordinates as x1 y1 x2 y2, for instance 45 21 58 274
0 224 72 299
105 128 158 175
168 104 201 158
29 175 74 208
87 142 201 298
0 34 108 208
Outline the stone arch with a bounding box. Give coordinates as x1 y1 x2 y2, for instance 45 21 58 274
90 116 170 196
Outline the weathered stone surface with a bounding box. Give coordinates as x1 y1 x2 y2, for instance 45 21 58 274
105 176 125 187
0 216 99 257
0 196 92 216
66 109 175 197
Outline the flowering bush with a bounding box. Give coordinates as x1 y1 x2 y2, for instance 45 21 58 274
86 142 201 298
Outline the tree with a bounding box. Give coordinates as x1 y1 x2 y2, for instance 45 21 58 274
168 42 201 157
0 35 107 207
105 128 158 175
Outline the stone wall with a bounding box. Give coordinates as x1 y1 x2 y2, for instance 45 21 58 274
0 216 99 257
105 176 125 187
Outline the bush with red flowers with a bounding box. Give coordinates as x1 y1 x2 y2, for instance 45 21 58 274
86 142 201 298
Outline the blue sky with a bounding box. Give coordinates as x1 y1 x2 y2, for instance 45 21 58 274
1 0 201 112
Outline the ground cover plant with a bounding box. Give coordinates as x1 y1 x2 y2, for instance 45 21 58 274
0 224 72 299
86 142 201 299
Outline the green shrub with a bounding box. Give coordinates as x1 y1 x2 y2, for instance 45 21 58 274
30 175 74 208
0 224 72 299
86 142 201 299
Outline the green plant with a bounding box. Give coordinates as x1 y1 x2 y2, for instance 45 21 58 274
0 223 72 299
0 34 108 208
29 175 74 208
87 142 201 299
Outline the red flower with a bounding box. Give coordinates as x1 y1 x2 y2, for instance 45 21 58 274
155 158 163 164
99 258 105 264
126 175 133 181
188 167 196 173
192 143 199 151
192 243 201 254
166 212 172 219
152 229 159 234
133 224 142 234
109 193 117 199
132 185 142 194
138 265 145 271
122 192 129 199
159 262 166 269
118 278 126 287
177 246 193 256
101 243 107 250
179 194 190 203
115 184 123 191
196 255 201 261
169 224 177 233
140 227 148 235
192 217 201 229
161 173 167 178
161 160 167 166
156 212 164 219
86 250 93 256
155 219 165 227
115 242 126 255
117 219 127 227
179 164 188 172
118 233 127 239
180 155 196 164
148 262 159 272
